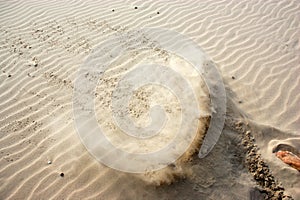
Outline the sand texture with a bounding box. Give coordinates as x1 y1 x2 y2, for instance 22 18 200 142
0 0 299 199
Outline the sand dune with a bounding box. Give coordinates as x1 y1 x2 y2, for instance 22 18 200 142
0 0 299 199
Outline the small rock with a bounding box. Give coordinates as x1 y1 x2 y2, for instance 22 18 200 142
47 160 52 164
232 76 235 79
60 172 64 177
134 6 138 9
8 74 11 77
112 9 115 12
157 11 160 14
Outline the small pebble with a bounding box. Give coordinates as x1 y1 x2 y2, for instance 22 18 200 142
134 6 138 9
157 11 160 14
238 100 242 104
47 160 52 164
60 172 64 177
112 9 115 12
232 76 235 79
8 74 11 77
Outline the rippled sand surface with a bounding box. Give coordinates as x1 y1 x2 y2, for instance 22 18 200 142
0 0 299 199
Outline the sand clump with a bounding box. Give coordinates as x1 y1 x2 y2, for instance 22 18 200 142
228 119 294 200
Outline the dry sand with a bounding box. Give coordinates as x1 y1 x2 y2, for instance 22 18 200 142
0 0 300 199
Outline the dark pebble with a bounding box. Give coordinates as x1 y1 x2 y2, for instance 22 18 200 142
112 9 115 12
60 172 64 177
8 74 11 77
157 12 160 14
134 7 138 9
238 100 242 104
232 76 235 79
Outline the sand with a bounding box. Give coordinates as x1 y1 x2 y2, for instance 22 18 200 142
0 0 299 199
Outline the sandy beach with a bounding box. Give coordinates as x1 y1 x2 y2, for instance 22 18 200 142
0 0 299 199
